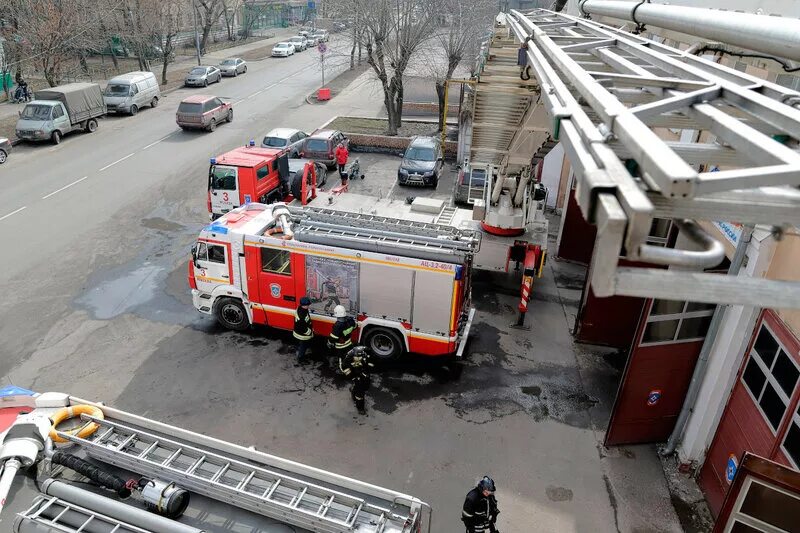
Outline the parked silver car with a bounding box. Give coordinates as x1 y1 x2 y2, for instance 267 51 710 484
219 57 247 77
0 137 11 164
312 30 329 43
184 66 222 87
288 36 308 52
262 127 308 157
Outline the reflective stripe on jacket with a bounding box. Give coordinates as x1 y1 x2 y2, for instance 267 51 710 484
329 317 356 348
293 307 313 341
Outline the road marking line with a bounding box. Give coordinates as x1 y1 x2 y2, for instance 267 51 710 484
387 180 398 199
0 206 26 222
142 133 173 150
42 176 89 199
99 152 135 171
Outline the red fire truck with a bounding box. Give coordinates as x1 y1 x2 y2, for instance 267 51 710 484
208 143 319 219
188 203 480 359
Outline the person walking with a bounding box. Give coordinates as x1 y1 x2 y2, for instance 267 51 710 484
293 296 313 364
339 345 374 415
327 305 356 361
462 476 500 533
335 142 349 183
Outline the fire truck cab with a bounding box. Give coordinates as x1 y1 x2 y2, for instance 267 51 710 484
208 144 291 218
189 202 480 359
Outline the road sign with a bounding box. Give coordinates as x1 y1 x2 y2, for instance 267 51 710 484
726 454 738 485
646 389 662 407
318 42 327 54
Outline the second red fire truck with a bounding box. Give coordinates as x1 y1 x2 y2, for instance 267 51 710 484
189 202 480 359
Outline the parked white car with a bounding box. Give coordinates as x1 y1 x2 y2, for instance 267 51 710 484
271 42 296 57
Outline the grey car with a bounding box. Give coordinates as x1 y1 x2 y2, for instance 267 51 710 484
262 128 308 157
185 66 222 87
397 136 444 187
289 36 308 51
0 137 11 164
219 57 247 77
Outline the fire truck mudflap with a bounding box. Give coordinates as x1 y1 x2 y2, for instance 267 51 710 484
189 203 481 358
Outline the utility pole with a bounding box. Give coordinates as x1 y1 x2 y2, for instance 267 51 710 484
193 0 202 65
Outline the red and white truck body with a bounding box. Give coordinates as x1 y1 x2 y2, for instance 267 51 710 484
189 203 480 358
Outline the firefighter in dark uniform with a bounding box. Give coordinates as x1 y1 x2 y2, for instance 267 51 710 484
293 296 313 363
339 345 374 415
327 305 356 360
462 476 500 533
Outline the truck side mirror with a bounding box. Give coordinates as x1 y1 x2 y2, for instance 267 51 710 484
190 243 200 268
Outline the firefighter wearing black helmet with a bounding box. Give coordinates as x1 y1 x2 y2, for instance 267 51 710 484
293 296 313 363
462 476 500 533
339 345 374 415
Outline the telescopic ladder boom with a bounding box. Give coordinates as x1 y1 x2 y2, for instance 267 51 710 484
504 8 800 308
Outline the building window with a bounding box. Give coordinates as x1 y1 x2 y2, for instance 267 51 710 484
640 300 715 346
742 323 800 433
260 247 291 275
784 404 800 469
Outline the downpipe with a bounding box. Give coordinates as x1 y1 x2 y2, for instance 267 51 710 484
661 224 755 457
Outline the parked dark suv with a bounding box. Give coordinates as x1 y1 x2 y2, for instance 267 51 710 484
176 95 232 132
397 136 444 187
300 129 348 168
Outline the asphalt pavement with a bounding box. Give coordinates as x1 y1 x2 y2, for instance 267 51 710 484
0 35 687 533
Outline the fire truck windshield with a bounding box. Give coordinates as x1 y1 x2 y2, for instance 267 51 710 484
209 165 237 190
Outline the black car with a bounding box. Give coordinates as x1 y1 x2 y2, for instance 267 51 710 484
397 136 444 187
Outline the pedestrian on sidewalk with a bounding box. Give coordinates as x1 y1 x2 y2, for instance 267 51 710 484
293 296 313 364
335 142 349 183
462 476 500 533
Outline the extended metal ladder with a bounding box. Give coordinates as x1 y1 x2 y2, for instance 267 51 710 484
504 8 800 308
60 417 417 533
435 205 458 225
17 495 149 533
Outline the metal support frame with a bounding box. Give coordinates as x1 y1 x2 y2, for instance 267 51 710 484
504 8 800 308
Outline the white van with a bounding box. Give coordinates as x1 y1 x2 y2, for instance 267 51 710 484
103 71 160 115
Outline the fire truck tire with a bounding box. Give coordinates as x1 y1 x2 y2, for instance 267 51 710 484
363 327 404 361
290 171 304 199
213 298 250 331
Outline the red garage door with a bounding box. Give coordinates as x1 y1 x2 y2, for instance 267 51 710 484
700 310 800 516
605 298 716 445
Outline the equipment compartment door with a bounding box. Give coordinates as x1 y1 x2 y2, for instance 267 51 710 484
257 245 296 329
359 263 413 322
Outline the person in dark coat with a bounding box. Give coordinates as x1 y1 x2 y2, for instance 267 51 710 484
462 476 499 533
339 345 374 415
293 296 313 363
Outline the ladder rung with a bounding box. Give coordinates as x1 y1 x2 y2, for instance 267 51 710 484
53 504 71 522
116 433 136 451
210 462 230 483
95 427 115 442
186 455 206 475
264 478 281 499
30 497 57 519
317 495 334 516
77 514 94 531
237 471 255 491
291 486 307 508
110 525 121 533
346 502 363 526
138 440 159 458
162 447 183 467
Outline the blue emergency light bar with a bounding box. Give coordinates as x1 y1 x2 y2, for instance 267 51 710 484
210 158 217 165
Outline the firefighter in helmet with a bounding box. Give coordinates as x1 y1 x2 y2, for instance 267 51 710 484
462 476 500 533
327 305 356 360
293 296 313 364
339 345 374 415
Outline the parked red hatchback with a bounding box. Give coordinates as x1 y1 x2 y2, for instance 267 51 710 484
176 94 232 132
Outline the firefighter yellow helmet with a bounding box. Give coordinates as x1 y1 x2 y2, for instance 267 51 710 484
334 305 347 318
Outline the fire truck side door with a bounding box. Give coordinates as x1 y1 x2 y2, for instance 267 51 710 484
193 241 230 292
257 246 296 329
209 165 240 216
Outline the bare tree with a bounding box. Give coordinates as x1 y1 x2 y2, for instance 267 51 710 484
359 0 439 135
432 0 493 131
221 0 243 41
153 0 186 84
197 0 225 54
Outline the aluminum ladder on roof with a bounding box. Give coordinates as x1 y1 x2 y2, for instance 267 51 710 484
503 8 800 308
16 495 149 533
59 416 417 533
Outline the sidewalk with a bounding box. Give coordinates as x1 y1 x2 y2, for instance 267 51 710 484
0 27 298 139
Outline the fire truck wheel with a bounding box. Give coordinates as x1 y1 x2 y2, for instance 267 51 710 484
363 327 404 361
290 171 304 199
213 298 249 331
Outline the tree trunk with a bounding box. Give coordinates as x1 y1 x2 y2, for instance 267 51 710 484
350 39 356 70
436 81 446 132
201 22 213 53
109 46 120 72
